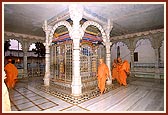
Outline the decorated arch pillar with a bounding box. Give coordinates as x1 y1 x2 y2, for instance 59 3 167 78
69 4 84 96
105 41 112 79
43 20 51 86
150 33 163 79
104 19 113 79
22 41 28 78
129 48 135 74
126 38 136 76
152 46 160 79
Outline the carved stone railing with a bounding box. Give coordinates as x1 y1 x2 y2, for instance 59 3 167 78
133 62 164 79
134 63 164 68
159 63 164 68
134 63 155 68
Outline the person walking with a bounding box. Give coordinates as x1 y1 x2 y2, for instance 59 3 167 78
97 58 110 95
4 59 18 89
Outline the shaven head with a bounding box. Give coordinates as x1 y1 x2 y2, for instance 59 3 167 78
99 58 104 64
8 59 12 63
117 57 122 63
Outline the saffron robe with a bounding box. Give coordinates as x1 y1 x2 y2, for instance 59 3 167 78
4 63 18 89
97 63 110 94
123 60 130 76
118 60 130 86
112 62 120 84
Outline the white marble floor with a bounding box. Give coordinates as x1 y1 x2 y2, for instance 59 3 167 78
8 76 165 113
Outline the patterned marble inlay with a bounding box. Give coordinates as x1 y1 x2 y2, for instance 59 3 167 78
36 81 122 105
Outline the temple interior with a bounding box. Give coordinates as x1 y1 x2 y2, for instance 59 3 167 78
2 3 165 113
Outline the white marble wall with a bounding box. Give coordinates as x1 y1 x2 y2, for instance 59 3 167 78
111 42 131 62
135 39 155 63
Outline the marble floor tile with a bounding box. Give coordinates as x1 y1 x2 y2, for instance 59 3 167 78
16 101 34 110
11 98 30 105
8 76 164 112
22 106 42 111
33 98 50 105
28 95 43 101
38 101 57 110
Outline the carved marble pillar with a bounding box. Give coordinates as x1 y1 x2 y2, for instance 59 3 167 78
105 42 112 79
69 4 84 96
154 48 159 68
153 47 160 79
126 38 136 77
22 42 28 78
151 34 163 79
44 44 50 86
43 20 51 86
23 51 27 78
104 19 113 80
129 48 135 74
71 38 81 96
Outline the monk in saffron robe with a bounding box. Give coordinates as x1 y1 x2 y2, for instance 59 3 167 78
97 59 110 95
4 59 18 89
112 59 121 84
117 57 130 86
123 60 130 77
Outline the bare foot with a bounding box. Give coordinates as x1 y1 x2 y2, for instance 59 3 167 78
104 88 107 92
124 85 128 87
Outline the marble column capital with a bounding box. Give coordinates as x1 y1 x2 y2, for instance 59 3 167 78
150 33 164 49
42 20 52 33
69 4 83 22
129 48 135 52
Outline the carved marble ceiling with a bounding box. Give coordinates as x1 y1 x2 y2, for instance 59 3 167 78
4 3 164 39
